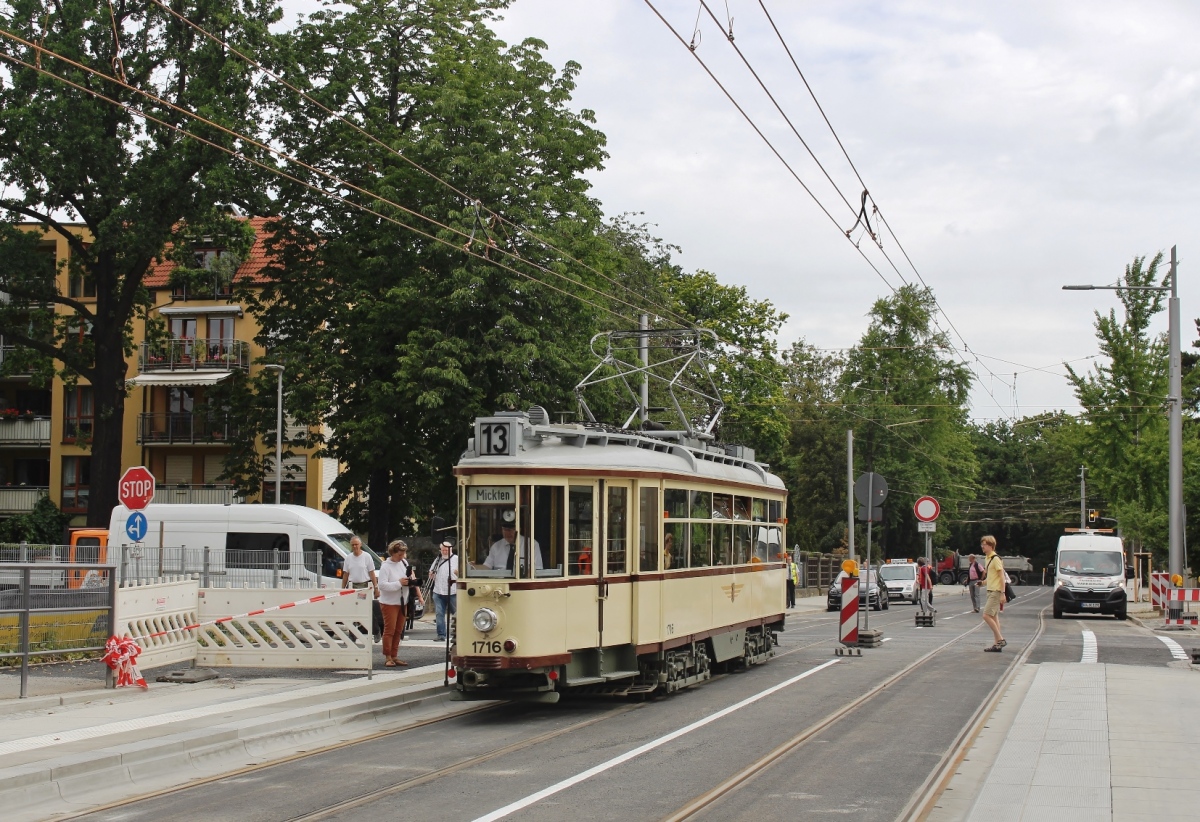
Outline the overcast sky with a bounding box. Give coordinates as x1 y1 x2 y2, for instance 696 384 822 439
285 1 1200 422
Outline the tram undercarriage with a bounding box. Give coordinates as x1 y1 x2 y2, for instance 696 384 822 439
451 623 781 703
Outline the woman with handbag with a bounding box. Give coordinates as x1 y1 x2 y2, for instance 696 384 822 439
980 535 1007 652
378 540 419 667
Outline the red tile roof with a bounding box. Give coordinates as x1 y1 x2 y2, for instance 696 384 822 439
143 216 278 288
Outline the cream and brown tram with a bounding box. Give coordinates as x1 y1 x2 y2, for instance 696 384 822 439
450 408 788 702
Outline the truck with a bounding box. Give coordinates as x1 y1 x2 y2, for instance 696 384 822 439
936 550 1034 586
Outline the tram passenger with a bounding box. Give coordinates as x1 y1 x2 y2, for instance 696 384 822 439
480 512 543 574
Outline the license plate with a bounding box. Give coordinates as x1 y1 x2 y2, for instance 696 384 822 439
1081 602 1101 609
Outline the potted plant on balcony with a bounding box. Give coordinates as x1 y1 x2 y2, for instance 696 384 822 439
20 409 34 421
0 408 18 420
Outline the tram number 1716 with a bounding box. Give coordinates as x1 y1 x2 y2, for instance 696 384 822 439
478 421 513 456
473 640 503 654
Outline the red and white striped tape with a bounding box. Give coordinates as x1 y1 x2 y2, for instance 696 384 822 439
839 576 859 646
1150 572 1169 610
132 587 365 642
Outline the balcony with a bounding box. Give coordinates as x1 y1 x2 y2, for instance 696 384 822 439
0 486 49 514
0 416 51 446
138 412 236 445
150 484 244 504
139 339 250 373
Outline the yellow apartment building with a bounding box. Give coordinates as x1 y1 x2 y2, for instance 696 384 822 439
0 218 327 526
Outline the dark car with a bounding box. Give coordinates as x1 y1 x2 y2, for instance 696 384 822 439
826 570 889 612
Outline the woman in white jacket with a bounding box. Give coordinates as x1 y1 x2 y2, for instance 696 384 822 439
378 541 419 666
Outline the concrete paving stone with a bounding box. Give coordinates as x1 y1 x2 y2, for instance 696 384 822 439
1003 726 1048 742
1109 773 1185 791
1019 805 1110 822
1112 786 1200 813
1041 728 1108 742
1031 754 1110 788
993 739 1046 769
966 799 1026 822
983 766 1036 786
1039 738 1108 756
1023 784 1111 808
1108 740 1196 759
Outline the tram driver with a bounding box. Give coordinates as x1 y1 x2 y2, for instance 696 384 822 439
479 510 543 575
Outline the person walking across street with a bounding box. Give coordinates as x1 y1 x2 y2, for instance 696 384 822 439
431 540 457 641
980 535 1007 652
915 557 935 614
966 553 985 612
378 540 416 667
785 553 798 609
341 535 380 639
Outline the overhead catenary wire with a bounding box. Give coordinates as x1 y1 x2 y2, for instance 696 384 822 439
142 0 696 330
0 44 636 328
0 27 680 328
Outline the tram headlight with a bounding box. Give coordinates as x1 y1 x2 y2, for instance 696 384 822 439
473 607 499 633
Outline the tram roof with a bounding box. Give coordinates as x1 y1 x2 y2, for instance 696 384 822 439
457 412 786 493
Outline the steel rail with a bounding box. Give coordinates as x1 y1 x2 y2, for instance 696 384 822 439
659 589 1051 822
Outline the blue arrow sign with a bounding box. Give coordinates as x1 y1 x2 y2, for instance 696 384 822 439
125 511 148 542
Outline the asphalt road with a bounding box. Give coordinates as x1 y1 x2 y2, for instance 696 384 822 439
71 586 1186 822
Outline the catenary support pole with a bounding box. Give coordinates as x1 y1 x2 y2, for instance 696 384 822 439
640 314 649 424
1079 465 1086 530
847 430 855 565
1168 246 1184 581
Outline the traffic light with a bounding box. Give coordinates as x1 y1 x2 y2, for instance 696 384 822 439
1088 509 1098 524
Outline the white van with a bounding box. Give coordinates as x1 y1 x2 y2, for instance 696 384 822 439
107 504 381 588
1052 531 1130 620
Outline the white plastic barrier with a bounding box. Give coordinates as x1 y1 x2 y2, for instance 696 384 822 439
114 578 201 670
195 588 372 670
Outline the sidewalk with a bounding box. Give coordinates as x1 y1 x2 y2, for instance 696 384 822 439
0 662 455 821
931 659 1200 821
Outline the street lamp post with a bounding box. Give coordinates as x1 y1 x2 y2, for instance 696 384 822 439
263 364 284 505
1063 245 1182 580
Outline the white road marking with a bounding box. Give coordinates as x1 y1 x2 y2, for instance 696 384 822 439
469 659 841 822
881 637 892 642
1157 635 1190 661
1080 629 1098 663
943 616 955 620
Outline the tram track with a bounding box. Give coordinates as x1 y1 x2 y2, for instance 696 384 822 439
659 589 1052 822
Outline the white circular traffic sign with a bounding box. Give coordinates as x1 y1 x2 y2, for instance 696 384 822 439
914 496 940 522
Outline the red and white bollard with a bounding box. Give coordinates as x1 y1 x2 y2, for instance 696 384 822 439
836 575 861 656
1150 571 1169 611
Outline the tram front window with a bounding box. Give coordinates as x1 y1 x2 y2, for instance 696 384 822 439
463 485 548 578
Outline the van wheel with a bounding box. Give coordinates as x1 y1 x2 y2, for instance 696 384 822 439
883 598 889 610
1053 608 1062 619
1116 609 1128 621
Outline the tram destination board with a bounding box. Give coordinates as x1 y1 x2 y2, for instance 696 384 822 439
476 418 518 456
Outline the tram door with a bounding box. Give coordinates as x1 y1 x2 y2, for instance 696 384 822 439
601 481 633 646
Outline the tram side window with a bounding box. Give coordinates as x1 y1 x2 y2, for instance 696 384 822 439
690 491 711 519
733 525 753 564
568 485 594 576
752 498 766 522
664 521 688 570
713 493 732 520
639 487 660 572
664 488 688 519
733 496 751 521
606 485 628 574
533 485 564 577
713 523 731 565
755 526 781 562
690 521 711 567
769 499 783 523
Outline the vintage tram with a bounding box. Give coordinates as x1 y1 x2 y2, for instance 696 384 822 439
450 405 788 702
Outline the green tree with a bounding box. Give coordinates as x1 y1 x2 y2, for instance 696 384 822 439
1066 253 1169 557
243 0 616 548
839 285 977 558
0 0 279 524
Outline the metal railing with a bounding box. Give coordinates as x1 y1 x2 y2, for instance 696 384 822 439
115 546 328 589
138 412 237 445
149 484 243 504
0 563 116 698
139 338 251 373
0 417 51 445
0 486 49 514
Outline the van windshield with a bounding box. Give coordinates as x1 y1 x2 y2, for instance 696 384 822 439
1058 550 1122 576
879 564 915 580
328 533 382 569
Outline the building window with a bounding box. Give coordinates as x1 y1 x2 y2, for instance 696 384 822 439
69 272 97 298
63 386 94 442
263 481 307 505
62 456 90 513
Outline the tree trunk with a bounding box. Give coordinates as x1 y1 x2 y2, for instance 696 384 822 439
368 466 391 552
86 335 129 527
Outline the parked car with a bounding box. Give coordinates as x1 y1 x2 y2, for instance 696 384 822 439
827 569 889 611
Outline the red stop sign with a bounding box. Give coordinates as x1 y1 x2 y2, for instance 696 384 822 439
118 466 156 510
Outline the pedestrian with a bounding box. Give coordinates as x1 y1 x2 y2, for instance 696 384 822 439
980 535 1007 652
341 535 380 639
430 539 457 641
785 553 798 609
965 553 984 612
915 557 935 614
378 540 416 667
